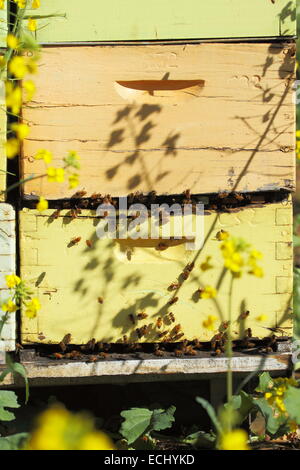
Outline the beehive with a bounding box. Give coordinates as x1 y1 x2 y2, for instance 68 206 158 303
0 4 8 198
18 1 296 346
0 205 16 351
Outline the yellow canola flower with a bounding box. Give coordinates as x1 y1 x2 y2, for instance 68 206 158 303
32 0 40 8
13 0 26 8
219 429 250 451
199 285 217 299
0 0 5 10
224 251 244 274
23 80 36 102
5 138 20 159
200 256 213 272
47 167 65 183
26 406 115 450
11 122 30 140
289 421 298 433
7 34 19 50
216 230 229 241
202 315 217 331
36 196 48 212
255 314 268 322
248 265 264 278
34 149 52 164
24 297 41 319
2 299 17 313
6 82 22 115
28 18 37 32
249 249 263 260
69 173 79 189
8 56 28 79
5 274 21 289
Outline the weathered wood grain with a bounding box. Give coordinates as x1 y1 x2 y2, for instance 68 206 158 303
20 200 293 345
0 204 16 352
21 43 295 198
30 0 296 42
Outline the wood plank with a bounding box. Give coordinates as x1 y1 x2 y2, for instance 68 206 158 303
0 204 16 352
20 200 293 345
21 43 295 198
1 353 291 386
30 0 296 42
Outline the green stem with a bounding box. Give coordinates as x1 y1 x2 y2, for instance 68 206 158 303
226 274 234 421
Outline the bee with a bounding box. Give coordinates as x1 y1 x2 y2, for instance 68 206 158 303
185 345 197 356
156 243 168 251
53 352 64 360
156 317 162 329
136 328 142 339
88 355 98 362
59 333 72 352
140 325 150 336
169 297 178 305
86 240 93 248
69 350 81 359
173 332 184 341
246 328 252 338
212 348 222 356
183 189 192 204
52 209 61 219
99 352 108 359
70 237 81 245
182 271 190 280
154 348 165 357
158 330 168 339
193 339 202 349
97 297 104 304
173 324 182 335
232 192 244 202
186 262 195 272
91 193 102 199
137 312 148 320
73 190 87 198
168 282 181 291
168 312 176 323
175 349 184 357
81 338 96 352
239 310 250 321
129 314 135 324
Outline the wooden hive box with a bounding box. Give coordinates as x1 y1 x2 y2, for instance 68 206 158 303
21 42 295 199
18 0 296 347
0 5 8 199
20 197 293 345
33 0 296 42
0 204 16 352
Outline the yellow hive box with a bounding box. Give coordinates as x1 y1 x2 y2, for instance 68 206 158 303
20 198 293 345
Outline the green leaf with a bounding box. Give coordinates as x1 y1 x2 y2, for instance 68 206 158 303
0 390 20 409
0 408 16 422
0 433 28 450
0 390 20 422
195 397 222 434
4 356 29 404
120 408 152 445
255 372 273 393
183 430 215 449
151 406 176 432
284 386 300 423
254 398 285 436
293 235 300 247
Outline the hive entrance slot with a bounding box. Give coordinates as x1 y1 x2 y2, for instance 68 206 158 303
115 79 205 103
